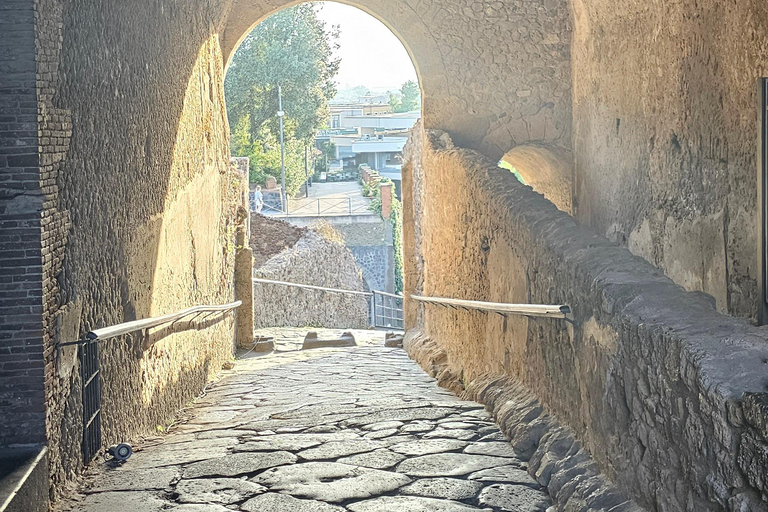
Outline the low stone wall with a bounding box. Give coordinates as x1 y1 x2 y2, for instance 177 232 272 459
403 128 768 512
251 217 369 329
404 330 644 512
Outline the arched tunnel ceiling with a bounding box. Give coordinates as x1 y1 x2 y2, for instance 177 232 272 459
221 0 573 161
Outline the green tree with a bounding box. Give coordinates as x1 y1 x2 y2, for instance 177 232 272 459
389 80 421 113
225 3 339 192
399 80 420 112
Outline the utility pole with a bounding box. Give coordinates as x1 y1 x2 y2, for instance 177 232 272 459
277 84 286 212
304 145 309 198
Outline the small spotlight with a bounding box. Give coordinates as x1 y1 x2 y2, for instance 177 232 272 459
107 443 133 462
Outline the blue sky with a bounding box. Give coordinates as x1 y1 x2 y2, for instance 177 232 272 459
315 2 418 93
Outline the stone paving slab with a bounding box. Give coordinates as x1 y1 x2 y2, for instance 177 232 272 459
56 329 551 512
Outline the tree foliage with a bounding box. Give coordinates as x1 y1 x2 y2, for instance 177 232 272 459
389 80 421 113
226 3 339 193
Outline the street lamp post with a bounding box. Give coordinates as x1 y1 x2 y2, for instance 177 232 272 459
278 84 286 212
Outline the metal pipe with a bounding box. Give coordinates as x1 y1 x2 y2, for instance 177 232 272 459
253 277 373 297
65 301 243 344
278 84 286 212
411 295 570 319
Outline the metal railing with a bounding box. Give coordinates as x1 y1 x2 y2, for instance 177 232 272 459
60 301 241 464
252 278 403 330
411 295 570 319
252 277 372 297
372 290 404 329
285 197 372 216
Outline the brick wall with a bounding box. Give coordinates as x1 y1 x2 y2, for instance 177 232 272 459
0 0 46 448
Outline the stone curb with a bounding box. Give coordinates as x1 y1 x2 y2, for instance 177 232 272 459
404 330 647 512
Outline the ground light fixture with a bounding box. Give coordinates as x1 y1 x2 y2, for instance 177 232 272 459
106 443 133 462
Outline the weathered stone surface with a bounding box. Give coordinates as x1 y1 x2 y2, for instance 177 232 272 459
235 434 348 452
184 451 297 478
302 331 357 350
404 128 768 512
252 462 411 502
128 446 231 470
347 496 490 512
477 484 550 512
464 442 519 458
422 428 477 441
175 477 266 504
241 493 345 512
390 439 468 456
85 467 179 492
401 478 484 500
396 453 511 477
338 449 407 469
166 505 232 512
468 465 537 485
401 422 436 434
363 420 404 431
75 491 167 512
297 440 384 460
59 343 563 512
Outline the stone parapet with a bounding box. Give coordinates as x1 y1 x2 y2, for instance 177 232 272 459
403 129 768 512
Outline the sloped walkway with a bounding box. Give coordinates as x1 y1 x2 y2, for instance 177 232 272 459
58 330 550 512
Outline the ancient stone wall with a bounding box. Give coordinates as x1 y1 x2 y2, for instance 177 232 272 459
333 221 394 293
251 216 369 330
29 0 241 493
570 0 768 319
403 129 768 512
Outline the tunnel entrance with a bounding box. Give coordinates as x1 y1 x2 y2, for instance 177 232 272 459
498 145 573 214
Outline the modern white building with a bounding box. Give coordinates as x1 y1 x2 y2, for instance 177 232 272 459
317 104 420 172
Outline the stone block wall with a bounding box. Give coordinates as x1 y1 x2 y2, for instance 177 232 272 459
349 246 392 293
251 216 370 329
333 221 394 293
403 128 768 512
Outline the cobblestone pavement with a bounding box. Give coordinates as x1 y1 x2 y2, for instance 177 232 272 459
58 330 551 512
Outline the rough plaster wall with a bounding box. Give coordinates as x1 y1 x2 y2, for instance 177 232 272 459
39 0 239 492
252 225 369 329
222 0 572 161
570 0 768 319
404 130 768 512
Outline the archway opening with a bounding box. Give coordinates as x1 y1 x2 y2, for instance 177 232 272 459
225 1 420 329
498 145 574 214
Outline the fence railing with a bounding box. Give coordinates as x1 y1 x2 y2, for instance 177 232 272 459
285 197 371 216
372 290 404 330
59 301 241 464
411 295 570 319
252 278 403 330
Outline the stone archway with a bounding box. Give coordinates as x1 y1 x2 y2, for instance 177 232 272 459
221 0 573 160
